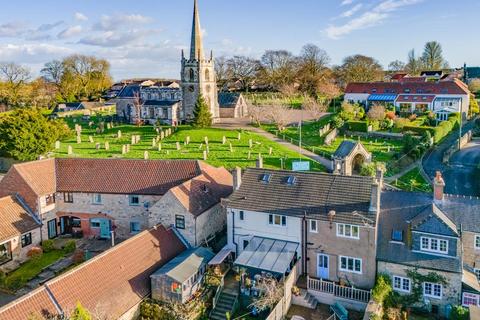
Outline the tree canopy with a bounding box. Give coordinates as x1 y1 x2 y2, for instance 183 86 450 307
0 108 71 161
334 54 384 86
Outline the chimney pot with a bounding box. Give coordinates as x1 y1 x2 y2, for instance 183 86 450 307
233 167 242 191
433 171 445 202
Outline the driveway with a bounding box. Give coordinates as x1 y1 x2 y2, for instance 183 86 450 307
422 120 479 196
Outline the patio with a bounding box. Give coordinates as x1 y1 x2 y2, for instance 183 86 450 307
286 304 364 320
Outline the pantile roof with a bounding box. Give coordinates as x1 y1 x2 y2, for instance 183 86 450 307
55 159 202 195
0 225 186 320
226 168 375 225
10 159 56 196
0 196 40 242
0 287 59 320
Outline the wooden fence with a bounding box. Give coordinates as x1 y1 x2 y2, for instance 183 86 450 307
307 276 371 303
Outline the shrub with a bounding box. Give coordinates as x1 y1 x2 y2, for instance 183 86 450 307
27 247 43 261
451 305 469 320
394 118 410 129
140 300 176 320
0 270 5 286
70 302 92 320
63 240 76 254
408 114 417 121
347 120 369 132
72 249 85 264
367 104 385 121
331 116 345 129
372 274 392 304
385 111 396 120
41 240 54 253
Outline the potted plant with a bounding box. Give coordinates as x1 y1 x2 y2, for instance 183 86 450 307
291 285 300 296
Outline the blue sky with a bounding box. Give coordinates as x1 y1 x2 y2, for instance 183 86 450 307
0 0 478 81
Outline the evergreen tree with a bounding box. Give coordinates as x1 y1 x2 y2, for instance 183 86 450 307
192 94 212 128
421 41 448 70
0 108 71 161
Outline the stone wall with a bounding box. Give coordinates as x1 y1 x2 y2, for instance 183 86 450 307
55 192 161 239
377 261 462 317
0 227 42 272
306 220 377 289
442 130 473 163
462 231 480 269
324 128 338 146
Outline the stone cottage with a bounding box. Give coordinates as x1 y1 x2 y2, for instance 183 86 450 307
218 92 248 118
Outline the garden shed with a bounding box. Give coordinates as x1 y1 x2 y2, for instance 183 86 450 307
151 247 214 303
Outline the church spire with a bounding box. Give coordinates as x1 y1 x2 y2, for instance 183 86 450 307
190 0 204 61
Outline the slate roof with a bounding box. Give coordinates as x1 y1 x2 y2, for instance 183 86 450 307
170 163 233 216
345 80 470 95
410 204 458 236
333 140 357 158
144 100 181 106
377 191 466 273
226 168 375 225
218 92 241 108
0 225 186 320
55 159 202 195
117 84 140 98
0 196 40 242
151 247 214 284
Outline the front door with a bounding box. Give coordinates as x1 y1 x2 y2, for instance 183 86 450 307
47 219 57 239
317 254 329 279
99 219 111 239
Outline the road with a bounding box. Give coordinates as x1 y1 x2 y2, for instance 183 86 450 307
422 120 480 196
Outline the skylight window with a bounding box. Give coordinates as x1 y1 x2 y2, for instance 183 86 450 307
286 176 297 185
261 173 272 183
391 230 403 242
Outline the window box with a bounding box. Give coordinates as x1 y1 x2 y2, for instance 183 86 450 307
336 223 359 239
339 256 362 274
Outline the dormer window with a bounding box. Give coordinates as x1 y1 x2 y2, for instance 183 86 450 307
404 89 411 93
391 230 403 242
286 176 297 185
420 236 448 254
261 173 272 183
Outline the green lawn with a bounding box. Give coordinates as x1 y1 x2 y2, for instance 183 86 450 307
394 167 432 193
55 117 324 171
2 250 66 291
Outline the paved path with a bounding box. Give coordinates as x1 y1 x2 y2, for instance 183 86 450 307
214 119 333 170
384 160 420 183
422 120 479 196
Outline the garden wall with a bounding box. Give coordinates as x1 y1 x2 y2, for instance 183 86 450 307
442 130 473 163
344 131 405 141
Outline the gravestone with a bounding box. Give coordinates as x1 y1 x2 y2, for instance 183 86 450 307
126 144 130 153
206 145 210 154
222 136 227 145
249 139 253 148
229 143 233 153
238 132 241 141
158 143 162 151
144 151 149 160
76 135 82 144
204 136 209 145
118 130 122 138
199 143 203 149
186 136 190 145
89 136 94 143
67 145 73 155
152 138 156 148
104 142 110 151
55 141 61 150
122 145 127 155
131 136 136 144
160 131 165 140
256 155 263 168
176 142 181 150
248 151 251 159
203 150 207 160
95 143 101 150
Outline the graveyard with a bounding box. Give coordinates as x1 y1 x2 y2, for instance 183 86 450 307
54 117 325 171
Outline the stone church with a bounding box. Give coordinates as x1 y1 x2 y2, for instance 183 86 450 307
181 0 220 121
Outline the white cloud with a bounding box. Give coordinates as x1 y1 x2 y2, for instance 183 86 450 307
0 43 72 63
93 14 153 31
325 0 423 39
37 21 63 32
0 22 27 37
341 0 354 5
340 4 363 18
75 12 88 21
57 25 83 39
78 29 151 47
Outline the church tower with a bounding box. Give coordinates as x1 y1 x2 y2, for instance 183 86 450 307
181 0 219 121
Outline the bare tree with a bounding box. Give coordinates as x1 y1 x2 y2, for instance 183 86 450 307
226 56 259 91
278 83 298 99
0 62 31 107
249 277 284 312
303 95 328 120
297 44 331 96
41 60 64 86
214 56 229 90
267 104 290 131
248 103 264 126
258 50 298 90
367 104 386 121
334 55 383 88
133 91 144 126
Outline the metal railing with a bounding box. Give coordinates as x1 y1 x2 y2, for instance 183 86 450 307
307 276 371 303
211 275 225 310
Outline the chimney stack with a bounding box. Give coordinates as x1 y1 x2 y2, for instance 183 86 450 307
232 167 242 191
369 167 384 213
256 155 263 169
433 171 445 202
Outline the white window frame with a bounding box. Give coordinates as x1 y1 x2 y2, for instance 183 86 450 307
309 220 318 233
269 214 286 227
463 292 480 307
339 256 362 274
474 268 480 280
336 223 360 239
420 236 448 254
92 193 102 204
423 282 442 299
475 235 480 250
392 276 411 293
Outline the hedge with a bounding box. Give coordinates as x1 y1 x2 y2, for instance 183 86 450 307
403 112 461 143
347 120 369 132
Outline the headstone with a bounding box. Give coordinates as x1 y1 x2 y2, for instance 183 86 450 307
238 132 241 141
122 145 127 155
104 142 110 151
135 135 141 144
89 136 94 143
126 144 131 153
186 136 190 145
158 143 162 151
76 135 82 144
256 155 263 168
248 151 251 159
203 150 207 160
107 123 111 130
199 143 203 149
222 136 227 145
67 145 73 155
144 151 149 160
95 143 100 150
117 130 122 138
387 146 391 152
176 142 181 150
249 139 253 148
166 150 170 155
160 131 165 140
229 143 233 153
269 147 273 156
131 136 136 144
99 122 105 133
206 145 210 154
156 128 160 134
55 141 61 149
204 136 209 145
152 138 156 148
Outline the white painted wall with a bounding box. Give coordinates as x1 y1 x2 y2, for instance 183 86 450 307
344 93 369 104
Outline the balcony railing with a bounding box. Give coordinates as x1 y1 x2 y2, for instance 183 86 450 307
307 276 371 303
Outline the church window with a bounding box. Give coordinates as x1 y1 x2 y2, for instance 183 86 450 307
206 85 211 93
189 69 195 81
205 69 210 81
188 86 195 92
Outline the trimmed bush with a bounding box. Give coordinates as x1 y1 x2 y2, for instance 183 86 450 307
27 247 43 261
63 240 76 254
347 120 369 132
41 240 54 253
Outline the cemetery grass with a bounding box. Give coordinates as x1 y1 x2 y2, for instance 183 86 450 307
394 167 432 193
55 121 325 171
